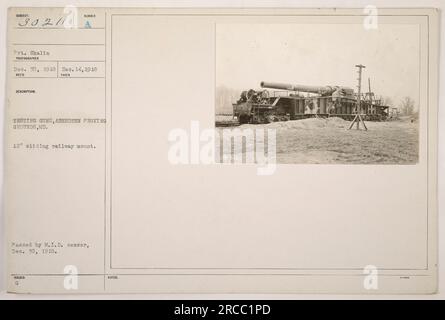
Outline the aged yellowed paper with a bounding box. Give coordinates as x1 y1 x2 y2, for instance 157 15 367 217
5 7 438 293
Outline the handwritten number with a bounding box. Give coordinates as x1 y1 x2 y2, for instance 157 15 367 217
42 18 53 27
56 17 66 26
17 17 67 28
18 18 30 27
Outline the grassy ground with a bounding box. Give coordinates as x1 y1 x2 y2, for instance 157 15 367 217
216 117 419 164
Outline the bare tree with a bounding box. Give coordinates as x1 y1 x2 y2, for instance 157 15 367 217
216 86 241 114
381 96 393 107
399 96 415 115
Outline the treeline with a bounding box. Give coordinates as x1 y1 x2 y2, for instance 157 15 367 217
215 86 241 114
380 96 418 116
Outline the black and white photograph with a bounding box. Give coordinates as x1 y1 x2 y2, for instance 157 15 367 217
0 4 441 302
216 23 420 164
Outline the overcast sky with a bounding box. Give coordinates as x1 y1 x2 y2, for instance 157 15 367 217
216 23 420 107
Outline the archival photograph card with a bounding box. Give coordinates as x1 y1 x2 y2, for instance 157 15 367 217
4 7 438 294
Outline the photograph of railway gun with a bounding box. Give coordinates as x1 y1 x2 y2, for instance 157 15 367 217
215 23 420 164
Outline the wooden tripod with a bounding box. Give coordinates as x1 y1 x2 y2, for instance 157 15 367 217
349 64 368 130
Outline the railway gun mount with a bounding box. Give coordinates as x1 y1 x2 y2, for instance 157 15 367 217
216 70 390 126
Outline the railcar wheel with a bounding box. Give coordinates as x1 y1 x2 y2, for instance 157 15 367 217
238 114 251 124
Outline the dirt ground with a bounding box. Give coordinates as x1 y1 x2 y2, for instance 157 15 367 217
216 117 419 164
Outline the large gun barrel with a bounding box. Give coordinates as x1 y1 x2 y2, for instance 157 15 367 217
260 81 354 96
